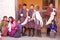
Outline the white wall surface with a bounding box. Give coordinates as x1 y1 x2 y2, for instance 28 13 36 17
0 0 15 21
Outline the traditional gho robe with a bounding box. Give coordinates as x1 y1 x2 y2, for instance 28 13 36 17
32 10 43 29
18 9 27 26
26 9 35 28
46 7 57 25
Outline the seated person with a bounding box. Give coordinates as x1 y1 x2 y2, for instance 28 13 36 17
50 20 57 38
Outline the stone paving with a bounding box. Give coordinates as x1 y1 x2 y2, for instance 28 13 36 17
2 34 60 40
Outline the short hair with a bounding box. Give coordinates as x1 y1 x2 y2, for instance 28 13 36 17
17 19 21 21
23 3 27 6
30 4 34 7
48 3 53 6
3 16 7 18
52 20 56 24
35 5 40 10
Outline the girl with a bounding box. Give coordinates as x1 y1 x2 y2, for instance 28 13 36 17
14 20 22 38
50 20 57 38
0 16 8 36
32 5 43 37
8 17 16 37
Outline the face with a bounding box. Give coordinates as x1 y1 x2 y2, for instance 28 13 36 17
23 6 27 9
35 6 40 11
17 20 20 24
30 6 34 9
9 18 12 22
3 18 7 21
49 4 53 8
51 22 54 25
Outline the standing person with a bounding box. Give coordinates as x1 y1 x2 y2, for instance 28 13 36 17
0 16 8 36
50 20 57 38
8 17 16 37
32 5 43 37
46 3 57 36
27 4 35 36
18 3 28 36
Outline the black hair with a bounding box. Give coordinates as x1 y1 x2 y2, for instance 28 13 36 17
3 16 7 18
48 3 53 6
35 5 40 11
23 3 27 6
9 16 14 24
17 19 21 21
51 20 56 25
30 4 34 7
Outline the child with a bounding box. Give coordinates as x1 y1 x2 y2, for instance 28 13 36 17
32 5 43 37
14 20 22 38
8 17 16 37
0 16 8 36
18 3 28 36
27 4 35 36
50 20 57 38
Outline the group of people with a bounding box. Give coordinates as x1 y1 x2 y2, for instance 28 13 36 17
0 3 57 38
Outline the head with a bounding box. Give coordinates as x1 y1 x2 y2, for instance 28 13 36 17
8 16 14 23
17 20 21 24
49 3 53 8
35 5 40 11
30 4 34 10
23 3 27 10
51 20 56 25
3 16 7 21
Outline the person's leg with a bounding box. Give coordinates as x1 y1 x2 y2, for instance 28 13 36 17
37 29 39 36
39 30 41 37
30 28 33 36
22 26 26 36
32 28 35 36
28 28 31 36
47 28 50 36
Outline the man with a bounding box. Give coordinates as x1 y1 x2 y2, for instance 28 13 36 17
46 3 57 36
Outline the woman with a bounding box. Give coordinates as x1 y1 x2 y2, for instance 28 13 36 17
8 17 16 37
0 16 8 36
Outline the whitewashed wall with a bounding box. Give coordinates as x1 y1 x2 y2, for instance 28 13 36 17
0 0 15 21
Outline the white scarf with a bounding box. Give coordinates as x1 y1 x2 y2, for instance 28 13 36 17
32 10 43 27
46 8 56 25
8 22 12 32
21 16 30 25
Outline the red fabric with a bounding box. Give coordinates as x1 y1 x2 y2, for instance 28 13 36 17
0 38 2 40
2 26 8 36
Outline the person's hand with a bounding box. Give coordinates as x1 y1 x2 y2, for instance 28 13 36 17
51 30 56 33
29 18 34 21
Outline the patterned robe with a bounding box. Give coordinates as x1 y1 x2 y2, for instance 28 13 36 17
33 11 43 30
46 7 57 25
46 7 57 20
18 9 27 26
26 9 35 28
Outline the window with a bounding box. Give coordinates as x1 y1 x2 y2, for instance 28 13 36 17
42 0 55 10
